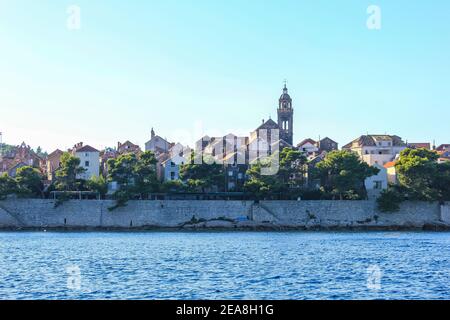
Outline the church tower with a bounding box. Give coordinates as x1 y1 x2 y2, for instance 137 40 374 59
277 82 294 145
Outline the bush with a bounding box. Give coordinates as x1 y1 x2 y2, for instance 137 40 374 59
377 189 404 212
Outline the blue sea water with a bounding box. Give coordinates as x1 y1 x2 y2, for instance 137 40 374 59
0 231 449 300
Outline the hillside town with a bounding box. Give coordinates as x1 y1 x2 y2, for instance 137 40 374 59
1 85 449 205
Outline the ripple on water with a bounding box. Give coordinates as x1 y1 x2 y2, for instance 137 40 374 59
0 231 449 299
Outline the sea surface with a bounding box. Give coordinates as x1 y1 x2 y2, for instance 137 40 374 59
0 231 449 300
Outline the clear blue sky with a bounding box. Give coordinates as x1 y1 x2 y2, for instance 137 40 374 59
0 0 449 152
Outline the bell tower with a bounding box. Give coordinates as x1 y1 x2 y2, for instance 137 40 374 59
277 82 294 145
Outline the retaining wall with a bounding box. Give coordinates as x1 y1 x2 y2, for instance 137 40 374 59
0 199 448 230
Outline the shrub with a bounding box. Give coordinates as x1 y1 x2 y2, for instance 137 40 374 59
377 189 404 212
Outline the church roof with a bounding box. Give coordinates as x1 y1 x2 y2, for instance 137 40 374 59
76 145 100 153
279 92 291 100
254 118 279 131
279 84 292 101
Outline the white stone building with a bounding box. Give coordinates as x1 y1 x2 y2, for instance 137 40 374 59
343 134 407 166
71 143 100 180
364 163 388 199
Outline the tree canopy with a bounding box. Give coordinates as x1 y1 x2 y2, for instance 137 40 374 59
396 148 450 202
107 151 159 209
0 173 18 200
54 152 86 191
179 153 225 192
315 150 379 200
244 147 307 200
15 166 44 198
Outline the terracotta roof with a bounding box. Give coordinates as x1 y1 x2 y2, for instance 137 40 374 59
384 161 396 168
408 143 431 150
343 135 406 149
297 138 317 147
48 149 63 158
436 144 450 152
75 145 99 153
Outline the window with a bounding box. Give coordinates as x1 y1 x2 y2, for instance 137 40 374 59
85 153 89 157
228 171 233 177
85 161 90 167
170 172 175 180
374 181 383 189
171 162 175 167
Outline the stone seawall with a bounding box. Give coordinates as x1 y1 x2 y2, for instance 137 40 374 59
0 199 449 230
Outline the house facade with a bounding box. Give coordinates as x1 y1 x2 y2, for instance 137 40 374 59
71 143 100 180
297 138 319 155
0 142 43 177
117 141 141 155
364 163 388 199
145 128 172 155
384 161 397 184
161 153 187 182
46 149 64 181
343 135 407 166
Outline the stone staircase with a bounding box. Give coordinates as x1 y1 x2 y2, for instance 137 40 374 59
251 202 281 222
0 203 25 227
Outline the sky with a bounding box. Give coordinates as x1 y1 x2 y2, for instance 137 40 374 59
0 0 449 152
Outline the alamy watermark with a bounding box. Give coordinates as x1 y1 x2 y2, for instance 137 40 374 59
67 5 81 30
66 265 82 290
169 128 281 176
366 265 382 290
367 5 382 30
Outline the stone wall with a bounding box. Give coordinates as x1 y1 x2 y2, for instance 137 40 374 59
0 199 448 230
441 203 450 224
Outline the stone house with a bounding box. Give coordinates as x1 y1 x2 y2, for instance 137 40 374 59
364 163 388 199
117 141 141 155
145 128 172 155
70 142 100 180
342 134 407 166
384 161 398 184
46 149 64 181
0 142 43 177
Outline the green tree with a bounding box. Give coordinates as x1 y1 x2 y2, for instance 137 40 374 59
86 175 108 198
278 147 308 189
34 146 48 158
180 153 225 192
54 152 86 191
395 148 439 201
15 166 44 198
161 180 186 193
433 161 450 201
107 151 160 209
396 148 450 202
377 188 404 212
107 153 139 209
243 148 307 200
0 173 18 200
133 151 159 199
315 150 379 200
